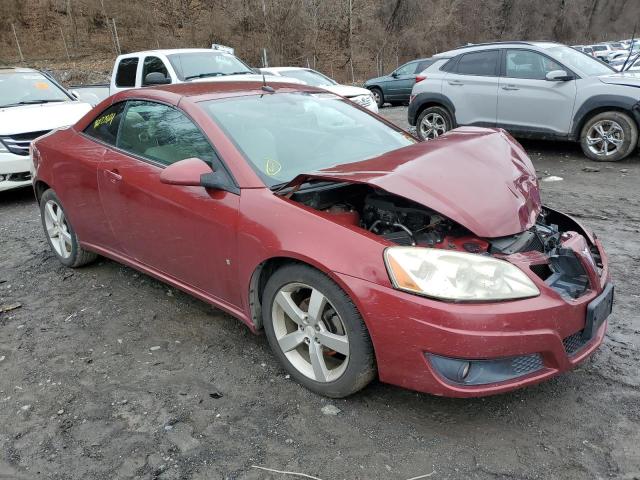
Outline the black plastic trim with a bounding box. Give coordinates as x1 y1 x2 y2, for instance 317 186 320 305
408 93 457 126
570 94 640 139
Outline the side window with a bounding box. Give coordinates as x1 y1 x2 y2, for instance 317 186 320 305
142 56 169 85
416 60 433 73
83 103 126 145
115 58 139 87
455 50 499 76
395 62 417 76
505 50 564 80
116 100 219 167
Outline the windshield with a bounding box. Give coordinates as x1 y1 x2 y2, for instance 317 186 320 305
167 52 253 80
202 92 415 187
545 45 614 76
0 71 70 108
277 69 336 87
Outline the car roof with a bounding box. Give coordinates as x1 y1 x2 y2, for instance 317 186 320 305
117 48 231 58
0 66 39 74
434 41 562 58
112 80 322 104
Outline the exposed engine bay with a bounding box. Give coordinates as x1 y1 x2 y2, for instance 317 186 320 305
286 181 603 300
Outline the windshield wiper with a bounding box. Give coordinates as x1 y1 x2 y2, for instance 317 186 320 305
184 72 224 80
220 71 254 76
1 99 65 108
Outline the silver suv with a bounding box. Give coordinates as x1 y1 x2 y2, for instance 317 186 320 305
408 41 640 162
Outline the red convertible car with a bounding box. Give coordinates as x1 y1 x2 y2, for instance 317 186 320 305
31 81 613 398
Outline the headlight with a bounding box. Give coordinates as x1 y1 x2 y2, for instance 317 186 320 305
350 94 372 106
0 139 8 153
384 247 540 302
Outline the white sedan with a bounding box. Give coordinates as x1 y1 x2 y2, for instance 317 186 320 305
260 67 378 113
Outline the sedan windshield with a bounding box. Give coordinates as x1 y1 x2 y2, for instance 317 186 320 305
202 92 415 187
0 71 70 108
545 45 614 76
277 69 337 87
167 52 253 80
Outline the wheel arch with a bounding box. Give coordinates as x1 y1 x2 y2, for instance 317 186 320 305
408 92 456 127
34 180 51 204
571 95 640 140
247 255 359 331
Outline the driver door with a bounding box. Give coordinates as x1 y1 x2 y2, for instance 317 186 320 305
386 61 419 100
97 100 241 306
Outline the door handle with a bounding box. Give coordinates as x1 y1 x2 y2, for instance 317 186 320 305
502 85 520 91
105 168 122 183
448 80 464 86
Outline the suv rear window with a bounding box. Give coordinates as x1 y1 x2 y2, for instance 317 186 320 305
115 58 138 87
455 50 499 76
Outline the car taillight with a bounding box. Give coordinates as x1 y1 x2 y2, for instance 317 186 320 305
30 143 40 169
415 75 426 83
409 95 415 104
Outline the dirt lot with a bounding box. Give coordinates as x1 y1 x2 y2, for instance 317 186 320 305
1 107 639 480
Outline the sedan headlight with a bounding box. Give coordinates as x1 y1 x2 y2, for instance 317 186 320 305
350 94 372 106
384 247 540 302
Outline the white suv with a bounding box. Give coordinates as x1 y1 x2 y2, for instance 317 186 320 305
409 41 640 162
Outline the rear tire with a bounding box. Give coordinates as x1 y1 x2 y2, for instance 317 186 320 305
370 88 384 108
416 106 454 141
580 111 637 162
262 263 376 398
39 189 97 268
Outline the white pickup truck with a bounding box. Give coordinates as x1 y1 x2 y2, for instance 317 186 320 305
71 47 299 105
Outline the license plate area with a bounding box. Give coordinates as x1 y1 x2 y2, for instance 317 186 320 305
583 283 614 340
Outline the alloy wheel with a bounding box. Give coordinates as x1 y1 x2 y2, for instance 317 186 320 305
372 90 381 105
586 120 625 157
271 282 349 382
419 112 448 139
43 199 72 259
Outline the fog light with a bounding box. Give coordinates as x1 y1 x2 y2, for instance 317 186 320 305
428 353 544 386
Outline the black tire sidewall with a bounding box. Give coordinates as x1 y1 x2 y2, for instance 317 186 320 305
39 189 80 268
417 106 453 141
262 264 376 398
370 88 384 108
580 111 638 162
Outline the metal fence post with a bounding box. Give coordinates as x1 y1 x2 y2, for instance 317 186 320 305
12 23 24 62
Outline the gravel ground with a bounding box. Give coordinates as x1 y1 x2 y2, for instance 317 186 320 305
1 106 639 480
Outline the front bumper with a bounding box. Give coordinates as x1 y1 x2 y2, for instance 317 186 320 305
336 264 610 397
0 151 32 192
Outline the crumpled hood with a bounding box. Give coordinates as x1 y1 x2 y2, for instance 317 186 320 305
287 127 541 238
598 72 640 87
322 84 372 98
0 101 92 136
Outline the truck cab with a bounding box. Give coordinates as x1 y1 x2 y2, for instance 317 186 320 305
110 48 296 94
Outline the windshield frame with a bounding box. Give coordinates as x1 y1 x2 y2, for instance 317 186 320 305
199 91 416 189
276 69 338 87
167 52 254 81
0 70 73 108
543 45 615 77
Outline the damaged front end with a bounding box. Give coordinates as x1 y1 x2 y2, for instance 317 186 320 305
281 180 607 304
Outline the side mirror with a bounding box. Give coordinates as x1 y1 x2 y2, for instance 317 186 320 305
70 89 80 99
391 71 399 78
160 158 213 187
546 70 574 81
144 72 171 85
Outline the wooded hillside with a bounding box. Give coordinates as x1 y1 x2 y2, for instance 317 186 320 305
0 0 636 82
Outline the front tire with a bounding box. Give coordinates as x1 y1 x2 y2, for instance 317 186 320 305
262 264 376 398
416 106 453 141
370 88 384 108
580 111 638 162
39 189 97 268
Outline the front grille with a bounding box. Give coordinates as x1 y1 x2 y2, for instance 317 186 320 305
511 353 544 375
0 130 50 156
0 172 32 182
563 330 588 356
